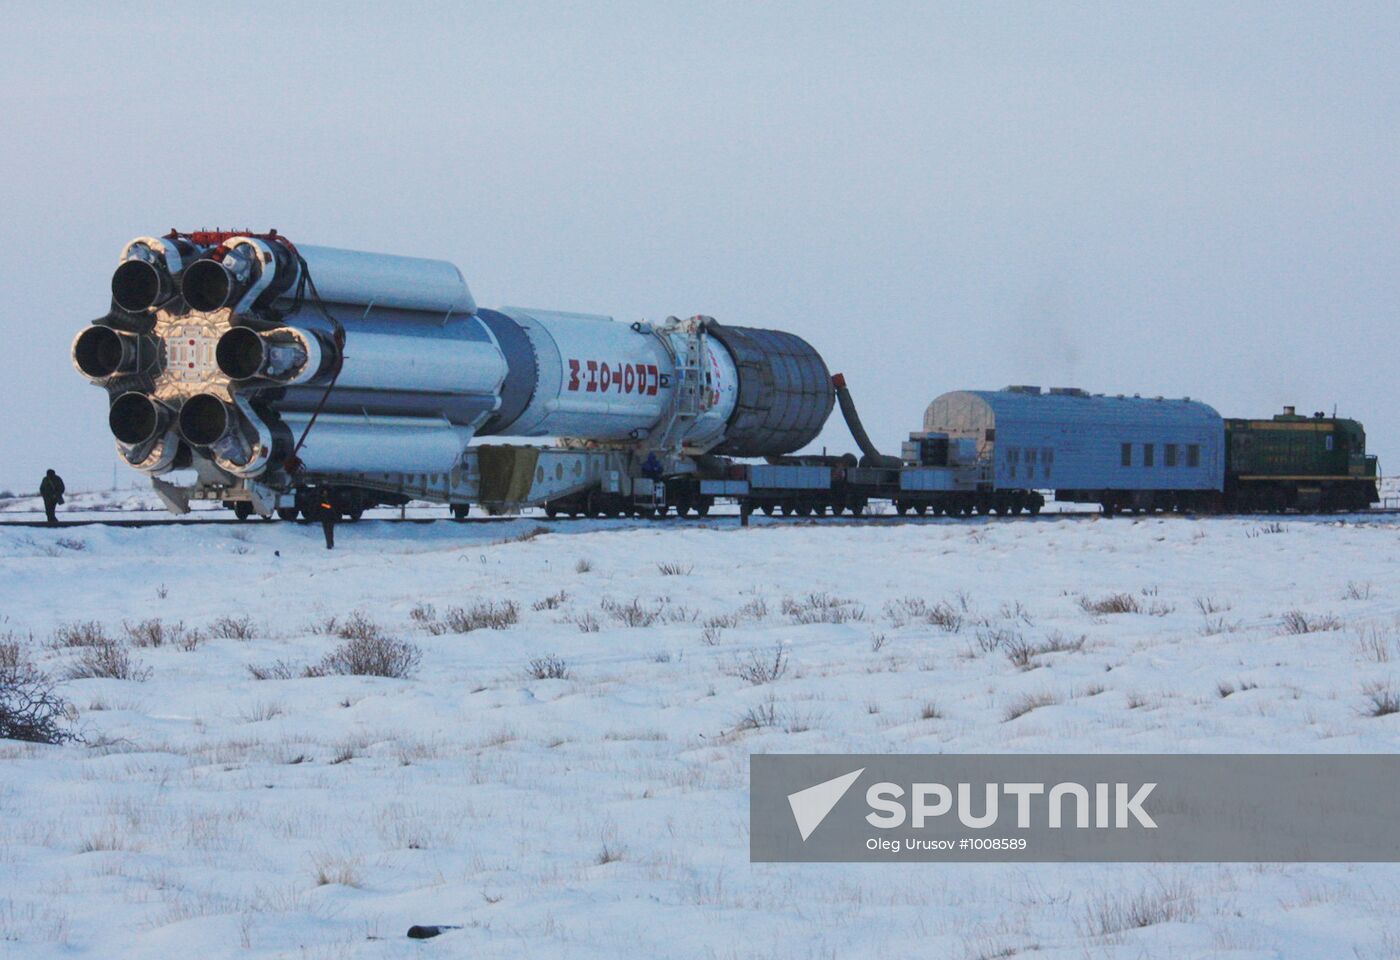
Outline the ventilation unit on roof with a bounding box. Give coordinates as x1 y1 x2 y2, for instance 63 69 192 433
1004 385 1042 395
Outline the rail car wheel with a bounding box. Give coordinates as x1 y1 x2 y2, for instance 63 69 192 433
451 504 471 522
895 502 908 516
233 501 253 521
276 507 299 522
544 504 558 518
347 508 365 522
695 498 712 517
762 503 775 516
831 502 845 516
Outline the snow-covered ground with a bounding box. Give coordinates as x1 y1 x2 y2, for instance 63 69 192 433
3 513 1400 959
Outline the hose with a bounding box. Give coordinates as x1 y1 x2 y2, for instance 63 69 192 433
832 373 901 468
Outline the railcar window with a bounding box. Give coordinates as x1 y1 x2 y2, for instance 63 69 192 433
1043 448 1053 480
1165 444 1178 467
1143 443 1154 467
1187 444 1200 467
1121 443 1132 467
1326 435 1334 451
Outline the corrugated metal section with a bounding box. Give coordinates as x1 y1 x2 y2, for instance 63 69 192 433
706 322 834 457
748 464 832 490
924 389 1225 492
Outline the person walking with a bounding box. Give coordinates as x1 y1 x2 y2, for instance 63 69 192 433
39 469 65 526
316 493 338 550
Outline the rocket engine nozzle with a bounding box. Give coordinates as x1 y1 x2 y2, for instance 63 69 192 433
177 393 235 446
109 391 171 446
181 259 239 312
73 325 152 381
215 326 322 384
111 259 172 313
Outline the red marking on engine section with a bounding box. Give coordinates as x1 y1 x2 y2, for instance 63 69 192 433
567 360 660 396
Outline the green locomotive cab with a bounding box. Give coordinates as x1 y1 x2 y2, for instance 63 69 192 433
1224 407 1379 512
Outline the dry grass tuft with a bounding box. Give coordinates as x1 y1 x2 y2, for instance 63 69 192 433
1002 690 1060 722
123 618 201 650
1 648 74 743
569 611 601 633
1077 879 1198 937
1280 610 1343 635
51 621 110 649
435 601 520 634
527 654 570 680
1363 682 1400 718
532 591 569 611
733 644 789 686
783 593 866 625
1078 593 1140 615
208 615 257 640
312 631 421 679
602 597 663 628
63 641 151 682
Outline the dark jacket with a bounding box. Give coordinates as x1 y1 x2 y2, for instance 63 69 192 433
39 474 65 503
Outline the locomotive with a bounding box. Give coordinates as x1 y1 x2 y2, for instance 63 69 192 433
70 231 1379 520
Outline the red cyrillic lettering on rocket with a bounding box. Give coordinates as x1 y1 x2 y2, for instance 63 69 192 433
562 359 667 395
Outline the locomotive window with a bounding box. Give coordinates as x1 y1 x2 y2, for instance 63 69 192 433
1121 443 1132 467
1165 444 1178 467
1143 443 1154 467
985 429 996 441
1187 444 1200 467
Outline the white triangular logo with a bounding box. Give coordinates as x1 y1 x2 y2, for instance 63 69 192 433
787 768 864 841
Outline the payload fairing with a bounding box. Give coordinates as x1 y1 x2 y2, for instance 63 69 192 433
73 231 833 517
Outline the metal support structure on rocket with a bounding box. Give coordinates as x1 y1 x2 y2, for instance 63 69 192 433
74 230 834 518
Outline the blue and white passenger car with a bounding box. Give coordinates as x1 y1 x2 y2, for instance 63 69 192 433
923 387 1225 513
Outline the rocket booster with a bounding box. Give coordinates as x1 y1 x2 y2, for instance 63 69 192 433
74 231 834 485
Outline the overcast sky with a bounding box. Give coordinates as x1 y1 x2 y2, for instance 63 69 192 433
1 2 1396 493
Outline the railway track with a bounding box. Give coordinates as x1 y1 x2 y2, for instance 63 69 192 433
2 508 1398 529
